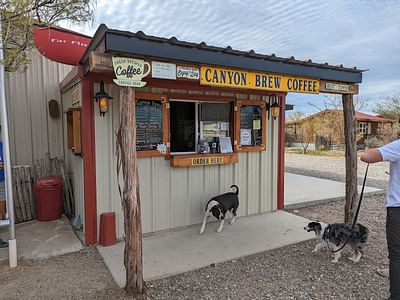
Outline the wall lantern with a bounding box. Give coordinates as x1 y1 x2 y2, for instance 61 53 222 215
94 80 113 117
267 94 281 120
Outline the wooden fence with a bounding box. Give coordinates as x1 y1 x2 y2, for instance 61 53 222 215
12 166 35 223
11 154 75 224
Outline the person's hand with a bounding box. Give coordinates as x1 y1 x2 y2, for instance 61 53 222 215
360 149 383 163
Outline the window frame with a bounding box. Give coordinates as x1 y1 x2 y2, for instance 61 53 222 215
135 92 169 158
358 121 367 134
235 100 267 152
169 96 235 156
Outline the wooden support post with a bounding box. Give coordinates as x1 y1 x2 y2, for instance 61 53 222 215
277 95 286 209
342 94 358 223
116 87 144 294
81 78 97 246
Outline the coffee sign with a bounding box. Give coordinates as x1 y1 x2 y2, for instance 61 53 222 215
112 57 150 87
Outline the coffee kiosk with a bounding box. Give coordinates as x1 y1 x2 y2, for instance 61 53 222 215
60 24 363 245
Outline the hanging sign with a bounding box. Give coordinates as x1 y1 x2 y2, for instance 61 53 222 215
192 156 224 166
177 66 200 80
112 57 150 87
151 61 176 80
200 66 319 94
325 82 350 92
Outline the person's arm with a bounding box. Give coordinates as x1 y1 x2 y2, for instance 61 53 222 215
360 149 383 163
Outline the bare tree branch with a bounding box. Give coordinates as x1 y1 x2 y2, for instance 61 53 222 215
1 0 96 72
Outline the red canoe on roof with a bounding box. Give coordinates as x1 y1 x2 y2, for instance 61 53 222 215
33 25 92 66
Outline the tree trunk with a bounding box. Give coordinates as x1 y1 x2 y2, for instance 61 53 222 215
342 94 358 223
116 86 144 294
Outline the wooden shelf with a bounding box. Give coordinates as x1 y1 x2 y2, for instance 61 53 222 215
170 153 238 167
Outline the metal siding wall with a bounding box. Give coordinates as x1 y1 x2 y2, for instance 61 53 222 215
5 51 72 165
151 157 171 231
94 83 125 238
61 86 84 227
27 55 48 162
5 69 32 164
41 56 64 159
95 86 278 238
138 158 153 233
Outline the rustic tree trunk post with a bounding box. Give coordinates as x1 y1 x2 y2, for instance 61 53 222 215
342 93 358 223
116 86 144 294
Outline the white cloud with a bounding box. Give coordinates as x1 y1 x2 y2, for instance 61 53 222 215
64 0 400 108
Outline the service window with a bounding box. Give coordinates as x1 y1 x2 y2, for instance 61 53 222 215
170 100 233 154
236 100 266 151
135 93 168 157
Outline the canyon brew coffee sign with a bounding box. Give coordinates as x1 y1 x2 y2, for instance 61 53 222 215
112 57 151 87
200 66 319 94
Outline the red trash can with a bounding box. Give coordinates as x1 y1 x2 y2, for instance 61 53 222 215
34 177 63 221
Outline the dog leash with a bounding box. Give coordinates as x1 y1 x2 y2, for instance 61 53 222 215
331 163 370 253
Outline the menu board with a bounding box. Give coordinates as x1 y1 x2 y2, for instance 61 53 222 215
136 100 163 151
240 105 262 146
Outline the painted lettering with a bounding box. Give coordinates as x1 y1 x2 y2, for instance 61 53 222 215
205 69 212 82
213 70 219 83
241 73 247 85
255 75 261 87
274 77 281 88
234 72 240 85
227 71 233 84
115 65 142 78
262 75 267 88
268 76 273 88
220 70 226 84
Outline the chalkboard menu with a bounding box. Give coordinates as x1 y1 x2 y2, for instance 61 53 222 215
136 100 163 151
240 105 262 146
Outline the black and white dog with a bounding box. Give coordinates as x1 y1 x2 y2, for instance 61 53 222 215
304 221 369 263
199 185 239 234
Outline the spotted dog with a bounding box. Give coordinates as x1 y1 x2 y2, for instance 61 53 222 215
200 185 239 234
304 221 369 263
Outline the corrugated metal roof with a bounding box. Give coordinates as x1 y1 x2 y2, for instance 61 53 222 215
106 28 363 73
80 24 365 83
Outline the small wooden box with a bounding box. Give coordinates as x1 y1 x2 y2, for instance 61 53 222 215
66 108 82 155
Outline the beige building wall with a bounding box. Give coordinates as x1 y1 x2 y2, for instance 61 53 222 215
61 84 85 227
5 51 72 166
93 84 279 238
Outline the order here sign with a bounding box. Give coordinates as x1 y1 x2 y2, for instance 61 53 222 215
200 66 319 94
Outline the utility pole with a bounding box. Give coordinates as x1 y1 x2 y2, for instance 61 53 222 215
0 20 17 267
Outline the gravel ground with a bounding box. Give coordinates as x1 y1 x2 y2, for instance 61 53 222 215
0 248 118 299
133 195 390 300
0 153 392 299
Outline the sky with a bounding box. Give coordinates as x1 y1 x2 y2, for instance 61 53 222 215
64 0 400 116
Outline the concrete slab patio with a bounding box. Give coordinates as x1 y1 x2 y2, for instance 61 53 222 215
0 216 83 261
98 210 314 287
284 173 381 208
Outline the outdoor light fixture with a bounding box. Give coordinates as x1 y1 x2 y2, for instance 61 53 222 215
267 94 281 120
94 80 113 117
